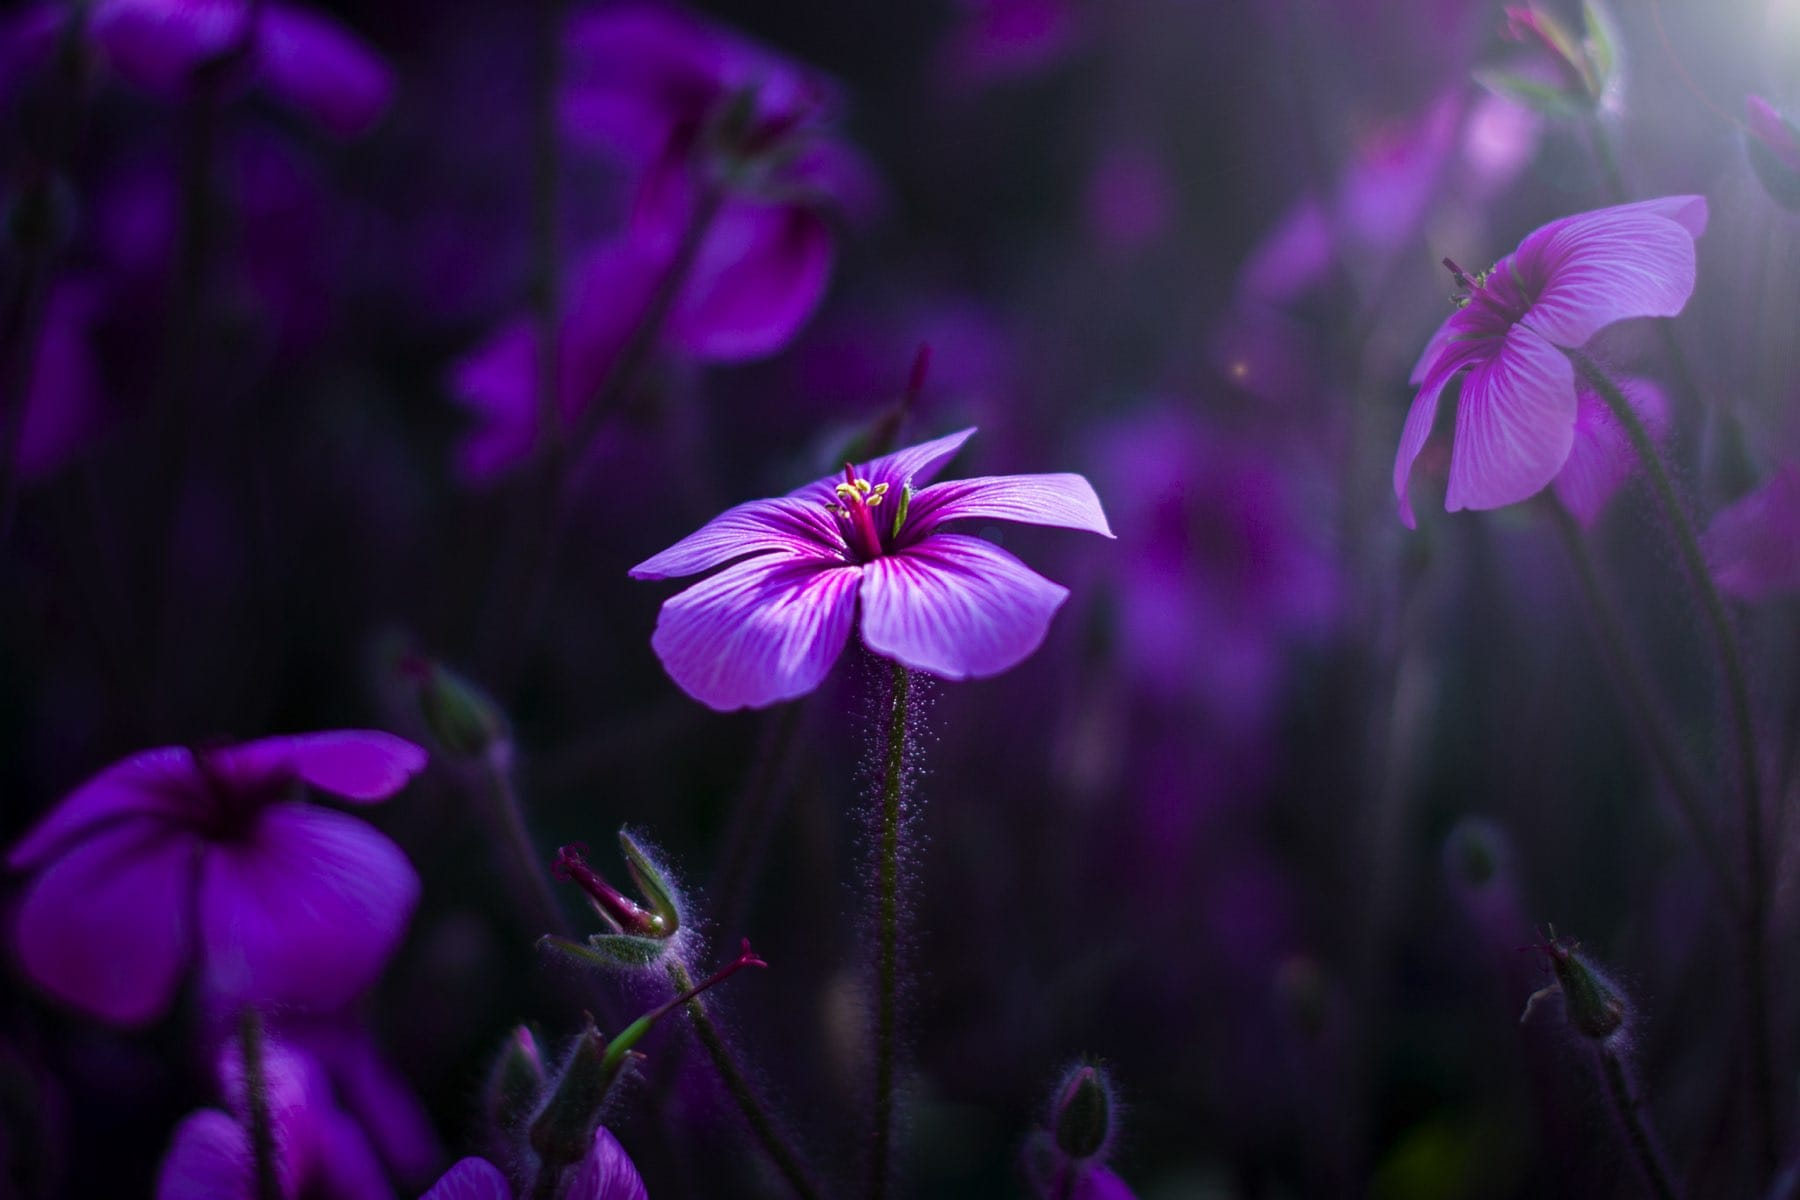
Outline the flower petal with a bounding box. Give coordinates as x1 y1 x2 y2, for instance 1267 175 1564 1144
1552 376 1668 526
568 1127 649 1200
1704 464 1800 601
859 533 1069 679
90 0 243 95
15 820 198 1025
421 1158 513 1200
313 1109 394 1200
155 1110 253 1200
197 803 420 1011
256 4 393 137
1444 326 1576 513
449 318 541 484
1514 198 1704 346
862 427 978 493
904 473 1114 538
8 745 200 870
648 556 862 710
629 496 846 580
206 731 428 804
668 200 834 363
1392 369 1452 529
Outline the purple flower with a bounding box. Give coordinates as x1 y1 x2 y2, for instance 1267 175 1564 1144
631 429 1113 711
1703 465 1800 601
561 2 879 362
9 0 391 135
1552 376 1668 526
7 731 426 1026
1393 195 1707 527
157 1035 392 1200
420 1129 647 1200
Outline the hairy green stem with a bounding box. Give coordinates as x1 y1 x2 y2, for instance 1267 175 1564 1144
1546 500 1740 911
238 1009 282 1200
1571 350 1774 1171
869 660 910 1200
1598 1045 1681 1200
665 957 822 1200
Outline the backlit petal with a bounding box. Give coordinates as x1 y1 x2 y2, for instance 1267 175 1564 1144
859 533 1068 679
1392 370 1452 529
649 555 862 710
207 731 427 804
1445 326 1576 513
630 496 846 579
1551 377 1667 527
257 3 393 137
9 745 200 870
1514 199 1704 346
904 473 1114 538
421 1158 513 1200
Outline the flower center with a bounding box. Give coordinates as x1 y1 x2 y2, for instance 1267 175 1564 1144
827 463 910 562
1442 256 1491 308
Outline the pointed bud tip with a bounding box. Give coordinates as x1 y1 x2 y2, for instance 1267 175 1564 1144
1050 1061 1117 1163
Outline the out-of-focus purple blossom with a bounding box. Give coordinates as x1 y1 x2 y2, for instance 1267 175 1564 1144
631 428 1112 710
1092 406 1338 734
7 732 426 1026
15 280 107 484
938 0 1080 89
1552 376 1668 526
156 1034 392 1200
448 239 661 484
561 2 879 363
1237 91 1539 308
1394 196 1706 527
12 0 392 135
1703 464 1800 600
419 1128 647 1200
1083 143 1174 254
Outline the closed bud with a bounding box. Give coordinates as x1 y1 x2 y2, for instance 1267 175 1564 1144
403 657 509 760
528 1019 619 1173
618 830 681 935
1521 930 1627 1042
1048 1062 1116 1164
483 1025 546 1140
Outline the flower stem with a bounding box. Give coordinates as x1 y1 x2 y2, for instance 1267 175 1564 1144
1570 350 1775 1172
665 956 822 1200
1597 1044 1682 1200
481 751 571 939
1544 499 1740 911
238 1008 282 1200
870 660 910 1200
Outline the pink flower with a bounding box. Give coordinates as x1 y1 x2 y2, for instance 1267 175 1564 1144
1393 196 1707 527
1552 376 1669 526
7 732 426 1026
631 428 1113 711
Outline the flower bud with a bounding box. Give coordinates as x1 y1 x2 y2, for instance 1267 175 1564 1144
484 1025 546 1141
1521 931 1627 1042
403 657 510 761
528 1019 619 1174
1479 2 1617 119
1051 1063 1115 1162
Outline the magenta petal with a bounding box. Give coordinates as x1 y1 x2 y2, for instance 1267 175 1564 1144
630 496 845 580
256 4 393 136
1552 377 1667 526
8 745 199 870
1074 1164 1138 1200
19 281 107 483
208 731 427 804
567 1127 649 1200
859 533 1069 679
155 1110 253 1200
904 473 1114 538
560 3 724 161
1392 371 1451 529
784 427 978 507
1704 465 1800 601
649 556 862 710
1515 201 1703 346
450 319 542 484
669 201 834 362
15 820 197 1025
313 1109 394 1200
1239 198 1331 305
1444 327 1576 513
421 1158 513 1200
197 803 419 1010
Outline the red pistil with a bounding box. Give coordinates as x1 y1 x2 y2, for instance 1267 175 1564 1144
840 462 886 560
552 843 665 938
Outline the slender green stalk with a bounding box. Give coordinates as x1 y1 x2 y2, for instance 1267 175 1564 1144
481 751 570 939
870 660 910 1200
1545 500 1740 911
238 1009 282 1200
1598 1045 1682 1200
1570 350 1774 1171
666 957 822 1200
